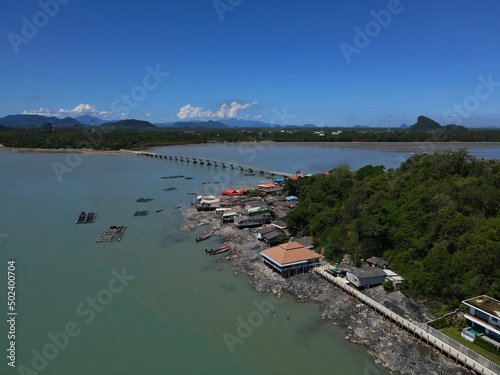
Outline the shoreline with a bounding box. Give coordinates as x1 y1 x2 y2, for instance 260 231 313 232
1 141 499 157
152 141 500 154
182 208 475 375
0 145 133 156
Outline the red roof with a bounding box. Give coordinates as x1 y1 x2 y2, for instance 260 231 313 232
261 241 321 265
222 189 246 196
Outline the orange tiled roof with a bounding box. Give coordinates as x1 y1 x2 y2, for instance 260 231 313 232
261 241 321 265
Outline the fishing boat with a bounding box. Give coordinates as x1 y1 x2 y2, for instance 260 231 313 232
205 245 230 255
174 206 182 209
155 209 163 213
266 309 276 316
211 246 230 255
195 231 213 242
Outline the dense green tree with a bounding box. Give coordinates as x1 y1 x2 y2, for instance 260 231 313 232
284 151 500 313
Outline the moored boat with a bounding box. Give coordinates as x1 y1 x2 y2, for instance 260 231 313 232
155 209 163 213
205 245 230 255
195 231 213 242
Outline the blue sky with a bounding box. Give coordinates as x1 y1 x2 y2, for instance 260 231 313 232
1 0 500 127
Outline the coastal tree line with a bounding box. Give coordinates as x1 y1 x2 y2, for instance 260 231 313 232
284 150 500 313
1 127 500 150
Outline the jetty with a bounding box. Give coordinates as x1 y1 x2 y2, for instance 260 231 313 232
314 265 500 375
131 151 296 178
97 226 127 242
75 211 96 224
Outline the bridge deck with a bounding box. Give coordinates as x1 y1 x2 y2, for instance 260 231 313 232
131 151 295 177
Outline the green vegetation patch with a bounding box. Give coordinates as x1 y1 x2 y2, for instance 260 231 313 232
284 150 500 313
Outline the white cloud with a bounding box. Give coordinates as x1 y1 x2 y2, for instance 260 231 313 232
146 113 152 117
23 104 126 119
176 101 260 120
22 107 52 116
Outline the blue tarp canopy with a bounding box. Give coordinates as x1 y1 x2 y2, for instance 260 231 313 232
274 178 285 182
286 196 298 201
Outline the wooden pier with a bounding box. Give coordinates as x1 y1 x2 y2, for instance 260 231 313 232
97 226 127 242
314 265 499 375
130 151 296 178
75 211 96 224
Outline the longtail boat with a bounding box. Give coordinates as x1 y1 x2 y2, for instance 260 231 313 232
205 245 230 254
210 245 231 255
195 231 213 242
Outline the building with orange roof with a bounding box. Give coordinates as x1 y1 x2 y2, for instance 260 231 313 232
260 241 322 277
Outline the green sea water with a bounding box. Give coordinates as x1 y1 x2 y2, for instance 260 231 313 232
2 143 498 374
0 150 388 374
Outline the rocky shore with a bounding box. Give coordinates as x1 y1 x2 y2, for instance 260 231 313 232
182 208 475 375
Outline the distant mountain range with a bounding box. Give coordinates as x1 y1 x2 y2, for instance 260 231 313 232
74 115 107 126
99 119 159 131
0 114 492 131
168 120 229 129
0 114 83 128
0 114 321 129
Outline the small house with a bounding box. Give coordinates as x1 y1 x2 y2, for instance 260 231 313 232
247 206 272 217
294 237 314 249
346 267 386 288
234 215 264 228
366 256 389 269
256 227 284 246
271 221 287 231
260 241 322 278
462 295 500 346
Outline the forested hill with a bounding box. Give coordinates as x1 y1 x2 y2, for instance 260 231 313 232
284 150 500 312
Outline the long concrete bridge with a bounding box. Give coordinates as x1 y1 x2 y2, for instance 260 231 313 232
314 265 500 375
130 151 295 178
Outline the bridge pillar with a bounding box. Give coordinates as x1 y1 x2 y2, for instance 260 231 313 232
222 164 225 168
258 170 264 174
207 161 211 165
200 160 204 165
230 165 234 169
239 166 243 170
193 159 198 164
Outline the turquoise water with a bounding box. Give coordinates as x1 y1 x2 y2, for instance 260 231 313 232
2 143 499 374
154 142 500 174
0 150 389 375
